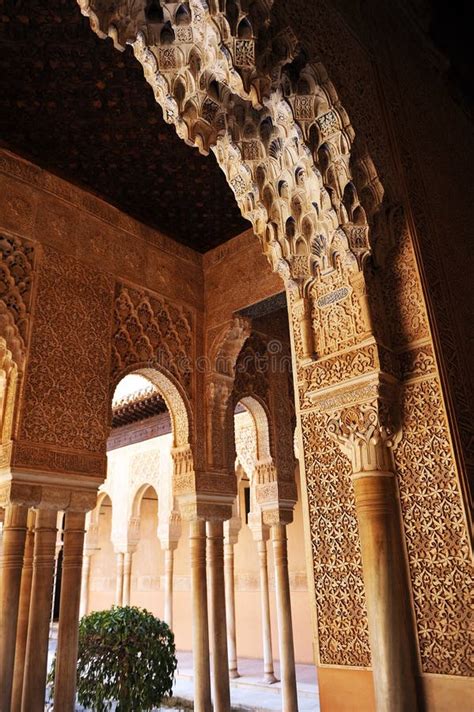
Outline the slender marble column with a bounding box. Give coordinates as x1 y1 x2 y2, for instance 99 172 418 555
122 552 133 606
223 540 239 679
115 552 124 606
11 510 36 712
352 472 419 712
0 504 28 712
21 508 58 712
163 547 175 628
256 538 277 684
50 513 64 625
189 519 212 712
271 523 298 712
79 552 91 618
53 511 86 711
207 520 231 712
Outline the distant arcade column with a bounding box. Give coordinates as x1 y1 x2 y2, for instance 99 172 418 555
53 511 86 710
223 538 239 679
207 520 231 712
163 546 176 628
21 508 58 712
114 551 124 605
11 509 36 712
0 504 28 712
122 551 133 606
189 518 212 712
271 523 298 712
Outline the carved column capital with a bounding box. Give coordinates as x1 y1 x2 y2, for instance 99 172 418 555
224 514 242 545
158 509 182 550
327 399 400 474
0 480 98 512
248 509 270 542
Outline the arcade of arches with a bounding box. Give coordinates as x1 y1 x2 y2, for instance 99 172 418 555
0 1 473 711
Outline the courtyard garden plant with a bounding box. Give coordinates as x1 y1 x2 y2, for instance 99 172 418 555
49 606 177 712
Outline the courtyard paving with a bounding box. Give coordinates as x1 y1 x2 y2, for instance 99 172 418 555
47 639 320 711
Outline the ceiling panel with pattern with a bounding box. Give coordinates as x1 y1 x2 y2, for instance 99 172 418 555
0 0 249 251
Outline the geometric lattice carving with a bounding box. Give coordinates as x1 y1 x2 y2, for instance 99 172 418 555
382 224 429 349
111 284 194 397
395 377 473 676
234 409 257 479
19 246 113 453
301 410 371 667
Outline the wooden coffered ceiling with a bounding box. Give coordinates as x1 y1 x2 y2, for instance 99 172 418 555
0 0 249 252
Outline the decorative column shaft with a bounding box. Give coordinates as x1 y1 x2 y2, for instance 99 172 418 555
122 552 133 606
353 472 419 711
11 510 36 712
53 511 86 711
79 552 91 618
115 552 124 606
256 537 277 684
271 523 298 712
207 520 231 711
163 547 175 628
328 400 420 712
223 540 239 679
21 508 58 712
0 504 28 712
189 518 212 712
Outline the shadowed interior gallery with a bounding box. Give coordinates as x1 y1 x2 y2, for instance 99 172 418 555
0 1 473 711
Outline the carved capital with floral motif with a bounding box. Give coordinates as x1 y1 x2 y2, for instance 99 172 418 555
327 398 400 475
158 509 182 550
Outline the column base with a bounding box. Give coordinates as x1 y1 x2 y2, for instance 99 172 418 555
263 673 279 685
229 669 240 679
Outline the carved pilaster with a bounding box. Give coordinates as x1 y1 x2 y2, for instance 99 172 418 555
323 393 420 712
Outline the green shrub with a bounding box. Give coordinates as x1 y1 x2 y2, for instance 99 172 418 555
49 606 177 712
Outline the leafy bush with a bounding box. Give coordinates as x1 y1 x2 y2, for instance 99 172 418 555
49 606 177 712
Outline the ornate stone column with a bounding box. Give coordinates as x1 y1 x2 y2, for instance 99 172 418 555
79 514 100 618
223 515 241 679
256 471 297 711
327 398 419 712
248 512 277 684
50 511 64 625
158 511 181 630
163 546 175 627
173 442 235 712
0 504 28 712
189 518 212 712
114 551 124 606
79 552 91 618
53 510 87 710
207 519 231 711
11 509 36 712
122 550 134 606
271 522 298 712
21 508 58 712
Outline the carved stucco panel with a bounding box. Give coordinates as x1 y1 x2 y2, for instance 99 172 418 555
394 376 473 676
300 410 371 667
111 283 195 401
0 232 36 368
18 245 114 453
